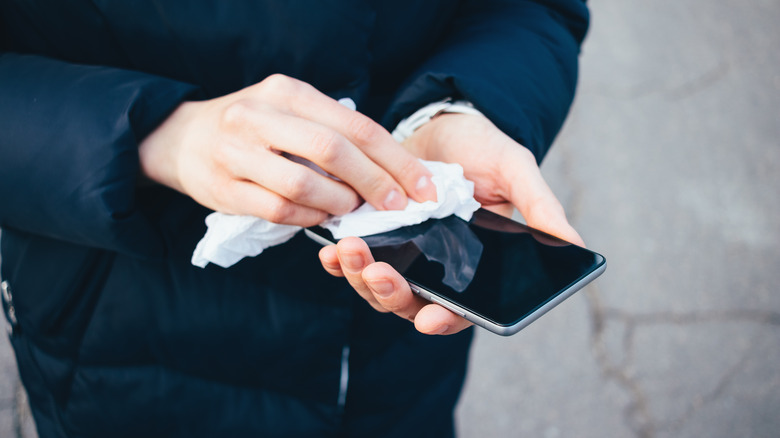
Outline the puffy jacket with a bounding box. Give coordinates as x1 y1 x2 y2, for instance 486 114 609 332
0 1 588 436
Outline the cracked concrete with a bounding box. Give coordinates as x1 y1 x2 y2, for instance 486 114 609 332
587 287 655 438
584 286 780 438
456 1 780 437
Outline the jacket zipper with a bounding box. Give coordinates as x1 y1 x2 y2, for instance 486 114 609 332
337 344 350 413
1 280 17 334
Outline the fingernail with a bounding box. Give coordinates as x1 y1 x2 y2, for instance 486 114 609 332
416 175 437 202
341 252 364 272
383 189 407 210
367 278 394 298
432 325 450 335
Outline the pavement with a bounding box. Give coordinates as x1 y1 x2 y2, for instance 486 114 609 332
456 1 780 437
1 1 779 437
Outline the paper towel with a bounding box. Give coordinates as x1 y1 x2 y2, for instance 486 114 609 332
191 160 481 268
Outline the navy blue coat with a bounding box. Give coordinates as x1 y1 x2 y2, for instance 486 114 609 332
0 1 588 436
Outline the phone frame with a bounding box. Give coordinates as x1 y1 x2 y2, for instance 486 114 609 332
306 210 606 336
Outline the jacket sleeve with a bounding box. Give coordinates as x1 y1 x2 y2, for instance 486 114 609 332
0 51 198 257
382 0 589 163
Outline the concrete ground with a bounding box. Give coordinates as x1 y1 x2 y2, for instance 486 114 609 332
1 1 779 437
457 1 780 437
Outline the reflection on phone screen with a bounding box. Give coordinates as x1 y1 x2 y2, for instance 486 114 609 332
309 209 605 327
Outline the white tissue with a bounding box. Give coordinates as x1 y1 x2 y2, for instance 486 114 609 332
192 215 301 268
191 160 481 269
320 161 479 239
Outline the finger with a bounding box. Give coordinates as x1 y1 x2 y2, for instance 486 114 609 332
319 245 344 277
301 103 438 204
274 82 438 205
362 262 430 322
414 304 473 336
233 108 414 211
501 148 585 247
335 237 387 312
522 197 584 247
219 179 329 226
228 146 361 216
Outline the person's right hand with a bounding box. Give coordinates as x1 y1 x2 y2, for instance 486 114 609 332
319 113 584 336
138 74 437 226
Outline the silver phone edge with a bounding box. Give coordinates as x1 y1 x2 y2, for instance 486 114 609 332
305 228 607 337
414 257 607 336
304 228 334 246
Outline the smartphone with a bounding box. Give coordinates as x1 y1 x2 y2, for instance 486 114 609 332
305 208 606 336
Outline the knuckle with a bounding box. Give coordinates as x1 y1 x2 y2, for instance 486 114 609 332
396 154 421 180
341 190 362 214
346 113 381 146
261 73 295 92
309 130 343 164
281 171 313 201
259 74 309 103
365 174 392 197
221 99 252 128
264 196 295 224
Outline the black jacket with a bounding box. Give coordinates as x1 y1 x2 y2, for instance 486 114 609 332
0 1 588 436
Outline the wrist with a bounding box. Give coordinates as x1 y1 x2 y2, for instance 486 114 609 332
138 100 200 192
391 99 483 144
406 112 495 161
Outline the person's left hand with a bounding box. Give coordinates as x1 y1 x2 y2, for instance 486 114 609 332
319 113 584 335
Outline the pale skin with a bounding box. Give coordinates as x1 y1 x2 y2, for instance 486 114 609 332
139 74 583 336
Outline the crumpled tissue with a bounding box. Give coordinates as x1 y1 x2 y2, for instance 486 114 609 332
191 160 481 268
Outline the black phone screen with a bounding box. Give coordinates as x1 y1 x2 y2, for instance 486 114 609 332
309 209 605 327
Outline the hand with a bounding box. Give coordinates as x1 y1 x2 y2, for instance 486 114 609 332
319 237 474 335
319 113 583 335
407 113 584 245
139 74 437 226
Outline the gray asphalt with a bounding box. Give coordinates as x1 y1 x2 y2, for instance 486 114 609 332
1 1 779 437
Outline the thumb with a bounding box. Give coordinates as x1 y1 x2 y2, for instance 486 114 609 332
520 197 585 247
502 150 585 247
